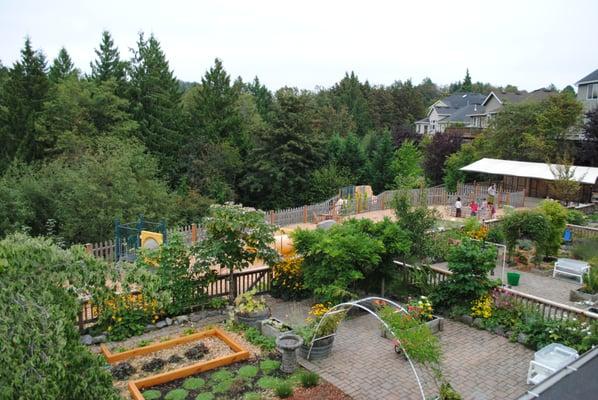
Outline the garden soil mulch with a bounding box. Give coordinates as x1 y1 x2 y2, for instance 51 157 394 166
288 381 353 400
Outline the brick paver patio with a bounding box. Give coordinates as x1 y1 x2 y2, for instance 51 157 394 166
271 302 534 400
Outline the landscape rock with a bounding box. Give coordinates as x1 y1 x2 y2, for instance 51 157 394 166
493 326 505 337
459 315 473 326
145 324 157 332
165 317 173 326
189 311 206 322
472 318 484 329
517 333 528 344
80 334 93 346
175 315 189 325
156 320 167 329
92 334 107 344
317 219 336 230
206 310 222 317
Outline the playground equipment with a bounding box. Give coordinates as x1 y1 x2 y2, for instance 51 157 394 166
115 217 167 262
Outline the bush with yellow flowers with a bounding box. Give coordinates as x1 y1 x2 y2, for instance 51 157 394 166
98 292 162 341
407 296 434 321
470 294 493 319
271 253 309 300
296 303 346 343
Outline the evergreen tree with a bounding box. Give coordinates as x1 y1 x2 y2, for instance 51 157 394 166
186 58 241 143
49 47 77 82
0 38 49 164
461 68 473 92
90 31 126 88
241 88 323 208
331 72 372 135
246 76 274 121
364 130 396 192
129 33 183 184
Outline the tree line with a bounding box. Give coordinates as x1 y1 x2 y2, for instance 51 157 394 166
0 32 591 244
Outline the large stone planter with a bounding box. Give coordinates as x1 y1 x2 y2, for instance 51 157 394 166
298 336 334 361
569 289 598 303
235 308 271 329
380 315 444 338
260 317 292 338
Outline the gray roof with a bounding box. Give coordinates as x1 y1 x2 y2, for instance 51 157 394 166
438 92 486 108
448 104 486 122
485 89 556 106
576 68 598 85
415 117 429 124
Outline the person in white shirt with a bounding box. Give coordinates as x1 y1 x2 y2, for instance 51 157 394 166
488 184 497 205
455 197 462 218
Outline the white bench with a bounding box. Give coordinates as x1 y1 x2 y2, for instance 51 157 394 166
553 258 590 284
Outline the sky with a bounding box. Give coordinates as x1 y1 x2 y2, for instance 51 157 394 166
1 0 597 92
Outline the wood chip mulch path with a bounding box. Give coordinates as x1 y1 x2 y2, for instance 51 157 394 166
288 381 353 400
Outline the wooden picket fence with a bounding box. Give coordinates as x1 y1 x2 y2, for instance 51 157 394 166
77 266 272 332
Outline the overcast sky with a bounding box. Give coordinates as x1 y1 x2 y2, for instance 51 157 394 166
1 0 597 92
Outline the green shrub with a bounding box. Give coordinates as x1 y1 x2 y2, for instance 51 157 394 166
244 393 262 400
439 382 462 400
257 376 282 389
238 365 259 379
486 226 505 244
571 239 598 261
244 327 276 351
183 377 205 390
164 389 188 400
195 394 214 400
0 234 120 400
259 359 281 375
567 210 587 226
299 371 319 388
430 238 498 310
274 381 294 398
143 390 162 400
582 259 598 294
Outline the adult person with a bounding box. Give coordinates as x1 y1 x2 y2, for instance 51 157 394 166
487 183 497 205
470 199 479 217
455 197 462 218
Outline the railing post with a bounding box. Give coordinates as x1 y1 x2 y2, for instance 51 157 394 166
191 223 198 243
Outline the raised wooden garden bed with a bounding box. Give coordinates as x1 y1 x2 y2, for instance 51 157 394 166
101 328 250 400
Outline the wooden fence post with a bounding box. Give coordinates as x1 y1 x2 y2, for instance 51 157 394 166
191 223 198 243
303 206 307 224
85 243 93 255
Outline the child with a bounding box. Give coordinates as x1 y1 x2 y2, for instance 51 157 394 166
491 203 496 219
455 197 462 218
470 199 479 217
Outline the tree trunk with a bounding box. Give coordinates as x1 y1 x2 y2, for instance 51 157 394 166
229 269 236 304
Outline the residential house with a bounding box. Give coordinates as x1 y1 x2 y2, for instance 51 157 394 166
415 92 486 135
468 88 557 129
575 68 598 112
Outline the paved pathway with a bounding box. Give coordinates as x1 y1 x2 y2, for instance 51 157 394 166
269 299 533 400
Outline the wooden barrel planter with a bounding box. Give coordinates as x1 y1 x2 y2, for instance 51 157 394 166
235 308 271 329
298 336 334 361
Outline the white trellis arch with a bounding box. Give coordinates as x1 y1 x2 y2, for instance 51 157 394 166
308 296 426 400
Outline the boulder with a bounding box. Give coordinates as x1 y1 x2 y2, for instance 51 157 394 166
517 333 528 345
156 320 167 329
317 220 336 230
189 311 206 322
472 318 484 329
165 317 173 326
92 334 107 344
175 315 189 325
80 334 93 346
145 324 157 332
459 315 473 326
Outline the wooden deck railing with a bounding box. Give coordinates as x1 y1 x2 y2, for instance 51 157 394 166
77 266 272 332
396 262 598 321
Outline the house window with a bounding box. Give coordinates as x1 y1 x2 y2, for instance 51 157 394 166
588 84 598 100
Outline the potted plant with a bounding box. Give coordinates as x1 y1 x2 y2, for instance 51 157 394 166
296 304 345 360
570 259 598 302
260 317 292 338
234 289 270 329
379 297 444 338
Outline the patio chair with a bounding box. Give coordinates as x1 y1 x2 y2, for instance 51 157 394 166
553 258 590 284
563 228 572 249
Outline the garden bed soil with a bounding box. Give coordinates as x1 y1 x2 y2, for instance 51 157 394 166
112 336 234 396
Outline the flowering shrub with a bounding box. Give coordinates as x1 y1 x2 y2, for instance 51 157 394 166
470 295 493 319
271 254 309 300
234 289 267 314
98 293 161 341
468 225 489 241
407 296 434 321
296 303 345 343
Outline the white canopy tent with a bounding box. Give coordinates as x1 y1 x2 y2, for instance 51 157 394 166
460 158 598 185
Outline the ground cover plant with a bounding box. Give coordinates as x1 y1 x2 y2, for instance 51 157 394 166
140 356 308 400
